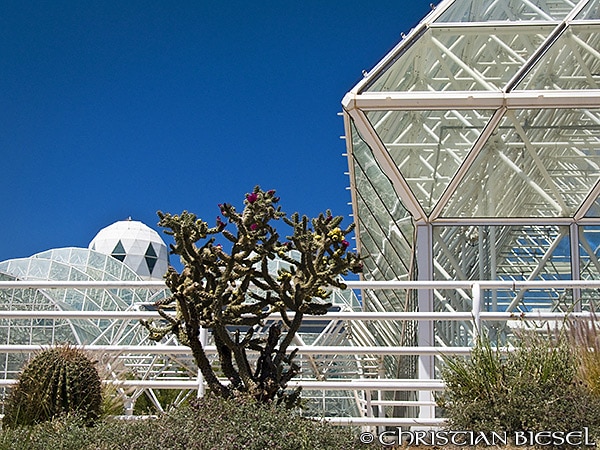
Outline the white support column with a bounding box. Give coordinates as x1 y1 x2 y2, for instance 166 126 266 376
197 327 208 398
472 282 482 337
570 222 581 311
416 222 435 422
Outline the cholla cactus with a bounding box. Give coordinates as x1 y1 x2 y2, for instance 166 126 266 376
142 187 361 406
3 345 102 427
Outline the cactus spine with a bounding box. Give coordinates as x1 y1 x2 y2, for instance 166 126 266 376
3 345 102 427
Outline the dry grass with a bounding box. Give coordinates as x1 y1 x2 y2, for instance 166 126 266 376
567 309 600 397
390 446 534 450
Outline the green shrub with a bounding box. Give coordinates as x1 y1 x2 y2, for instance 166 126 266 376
3 346 102 428
438 331 600 437
567 311 600 397
0 395 368 450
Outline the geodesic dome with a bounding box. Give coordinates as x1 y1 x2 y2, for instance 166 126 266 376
0 247 174 380
0 232 366 417
89 219 169 281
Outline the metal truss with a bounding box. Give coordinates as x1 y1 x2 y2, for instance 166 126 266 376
342 0 600 421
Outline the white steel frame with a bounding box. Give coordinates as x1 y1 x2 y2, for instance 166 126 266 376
341 0 600 426
1 280 599 428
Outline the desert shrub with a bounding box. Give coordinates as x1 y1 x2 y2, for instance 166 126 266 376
567 311 600 397
0 395 368 450
439 331 600 438
3 346 102 428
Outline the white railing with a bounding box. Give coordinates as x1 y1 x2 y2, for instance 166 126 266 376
0 279 599 428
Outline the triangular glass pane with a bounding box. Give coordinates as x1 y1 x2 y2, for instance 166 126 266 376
144 243 158 273
579 226 600 281
366 25 553 92
442 108 600 218
584 193 600 217
436 0 575 22
144 243 157 258
576 0 600 20
365 109 495 214
516 25 600 90
111 241 126 262
350 121 415 286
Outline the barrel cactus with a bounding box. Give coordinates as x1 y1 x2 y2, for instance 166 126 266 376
3 345 102 427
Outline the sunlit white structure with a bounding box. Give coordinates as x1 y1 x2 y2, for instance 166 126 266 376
342 0 600 420
0 221 187 412
89 219 169 281
0 220 365 416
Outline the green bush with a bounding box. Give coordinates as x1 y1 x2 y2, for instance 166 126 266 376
438 331 600 438
0 395 369 450
3 346 102 428
567 311 600 397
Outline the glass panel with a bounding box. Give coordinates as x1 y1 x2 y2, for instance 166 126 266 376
103 255 123 279
44 248 70 264
88 251 107 270
350 120 416 334
585 193 600 217
576 0 600 20
578 225 600 309
351 121 414 281
68 249 89 267
49 261 70 280
145 243 158 273
365 109 494 214
434 224 571 311
442 108 600 217
365 25 552 92
27 260 51 280
436 0 574 22
111 240 127 262
580 225 600 278
516 25 600 90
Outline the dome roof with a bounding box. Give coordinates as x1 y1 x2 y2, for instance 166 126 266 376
89 219 169 280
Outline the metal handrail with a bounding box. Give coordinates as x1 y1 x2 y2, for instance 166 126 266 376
0 279 594 428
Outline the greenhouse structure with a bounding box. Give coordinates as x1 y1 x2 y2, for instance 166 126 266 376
1 0 599 426
341 0 600 422
0 220 364 417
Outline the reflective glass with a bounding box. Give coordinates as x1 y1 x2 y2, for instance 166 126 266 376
516 25 600 90
365 109 494 214
578 225 600 309
434 225 571 311
442 108 600 217
579 225 600 279
366 25 553 92
436 0 574 22
585 193 600 217
576 0 600 20
351 121 415 316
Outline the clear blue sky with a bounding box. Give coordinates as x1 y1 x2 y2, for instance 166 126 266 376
1 1 434 262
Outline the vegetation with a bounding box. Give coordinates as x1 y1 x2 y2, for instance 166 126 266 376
567 311 600 397
3 345 102 428
0 395 368 450
142 187 361 406
439 325 600 443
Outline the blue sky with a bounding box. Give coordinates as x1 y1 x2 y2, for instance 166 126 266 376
1 1 433 263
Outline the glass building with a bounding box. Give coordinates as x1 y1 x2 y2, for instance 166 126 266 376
0 220 191 412
342 0 600 419
0 220 366 417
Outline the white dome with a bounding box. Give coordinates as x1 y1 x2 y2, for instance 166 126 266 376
89 219 169 280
